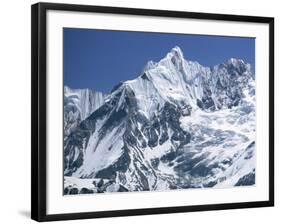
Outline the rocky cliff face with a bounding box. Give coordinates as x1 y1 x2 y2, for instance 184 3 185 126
64 46 255 194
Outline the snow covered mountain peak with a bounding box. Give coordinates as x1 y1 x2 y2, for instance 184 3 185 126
168 45 184 60
142 46 184 73
227 57 245 66
212 57 253 82
158 46 185 70
64 47 256 194
106 47 254 119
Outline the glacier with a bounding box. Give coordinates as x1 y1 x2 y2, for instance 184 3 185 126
63 46 255 195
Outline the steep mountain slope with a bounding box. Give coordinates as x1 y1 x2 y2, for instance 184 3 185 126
63 46 255 194
64 86 106 137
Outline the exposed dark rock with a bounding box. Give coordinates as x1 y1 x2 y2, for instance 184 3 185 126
235 171 255 186
80 188 94 194
69 188 79 195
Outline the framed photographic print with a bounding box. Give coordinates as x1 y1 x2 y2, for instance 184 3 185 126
31 2 274 222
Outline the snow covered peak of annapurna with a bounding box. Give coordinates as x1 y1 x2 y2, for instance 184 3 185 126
167 45 185 60
105 46 254 118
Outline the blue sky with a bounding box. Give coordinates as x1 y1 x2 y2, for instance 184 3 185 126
64 28 255 93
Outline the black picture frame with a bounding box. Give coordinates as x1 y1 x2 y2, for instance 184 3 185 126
31 2 274 222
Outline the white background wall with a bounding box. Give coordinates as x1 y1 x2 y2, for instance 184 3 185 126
0 0 279 223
